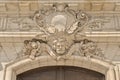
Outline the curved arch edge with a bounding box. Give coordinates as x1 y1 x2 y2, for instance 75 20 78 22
3 56 117 80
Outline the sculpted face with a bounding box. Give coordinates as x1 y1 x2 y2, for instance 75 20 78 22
53 38 66 55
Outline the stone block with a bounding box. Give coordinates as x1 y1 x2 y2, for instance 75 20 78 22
30 2 38 11
92 2 103 11
6 3 19 11
103 2 115 11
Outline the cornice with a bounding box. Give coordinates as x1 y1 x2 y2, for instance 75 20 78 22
0 31 120 37
0 31 120 43
0 1 120 17
0 2 119 43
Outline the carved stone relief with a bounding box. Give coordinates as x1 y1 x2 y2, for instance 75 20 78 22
0 3 112 32
88 18 110 31
22 3 105 60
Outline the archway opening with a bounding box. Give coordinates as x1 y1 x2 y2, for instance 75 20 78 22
17 66 105 80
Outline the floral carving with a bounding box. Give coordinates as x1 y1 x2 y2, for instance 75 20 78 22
79 39 104 59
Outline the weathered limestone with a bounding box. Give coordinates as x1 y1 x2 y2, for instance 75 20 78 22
0 1 120 80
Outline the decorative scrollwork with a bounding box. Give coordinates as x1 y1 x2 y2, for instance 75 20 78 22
33 3 89 34
22 3 105 60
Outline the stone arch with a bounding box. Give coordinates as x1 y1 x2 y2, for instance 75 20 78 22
3 56 116 80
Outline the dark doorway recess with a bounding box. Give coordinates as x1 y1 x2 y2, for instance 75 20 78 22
17 66 105 80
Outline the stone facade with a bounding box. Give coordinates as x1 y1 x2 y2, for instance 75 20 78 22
0 0 120 80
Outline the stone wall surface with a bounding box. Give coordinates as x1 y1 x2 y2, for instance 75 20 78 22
0 0 120 80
